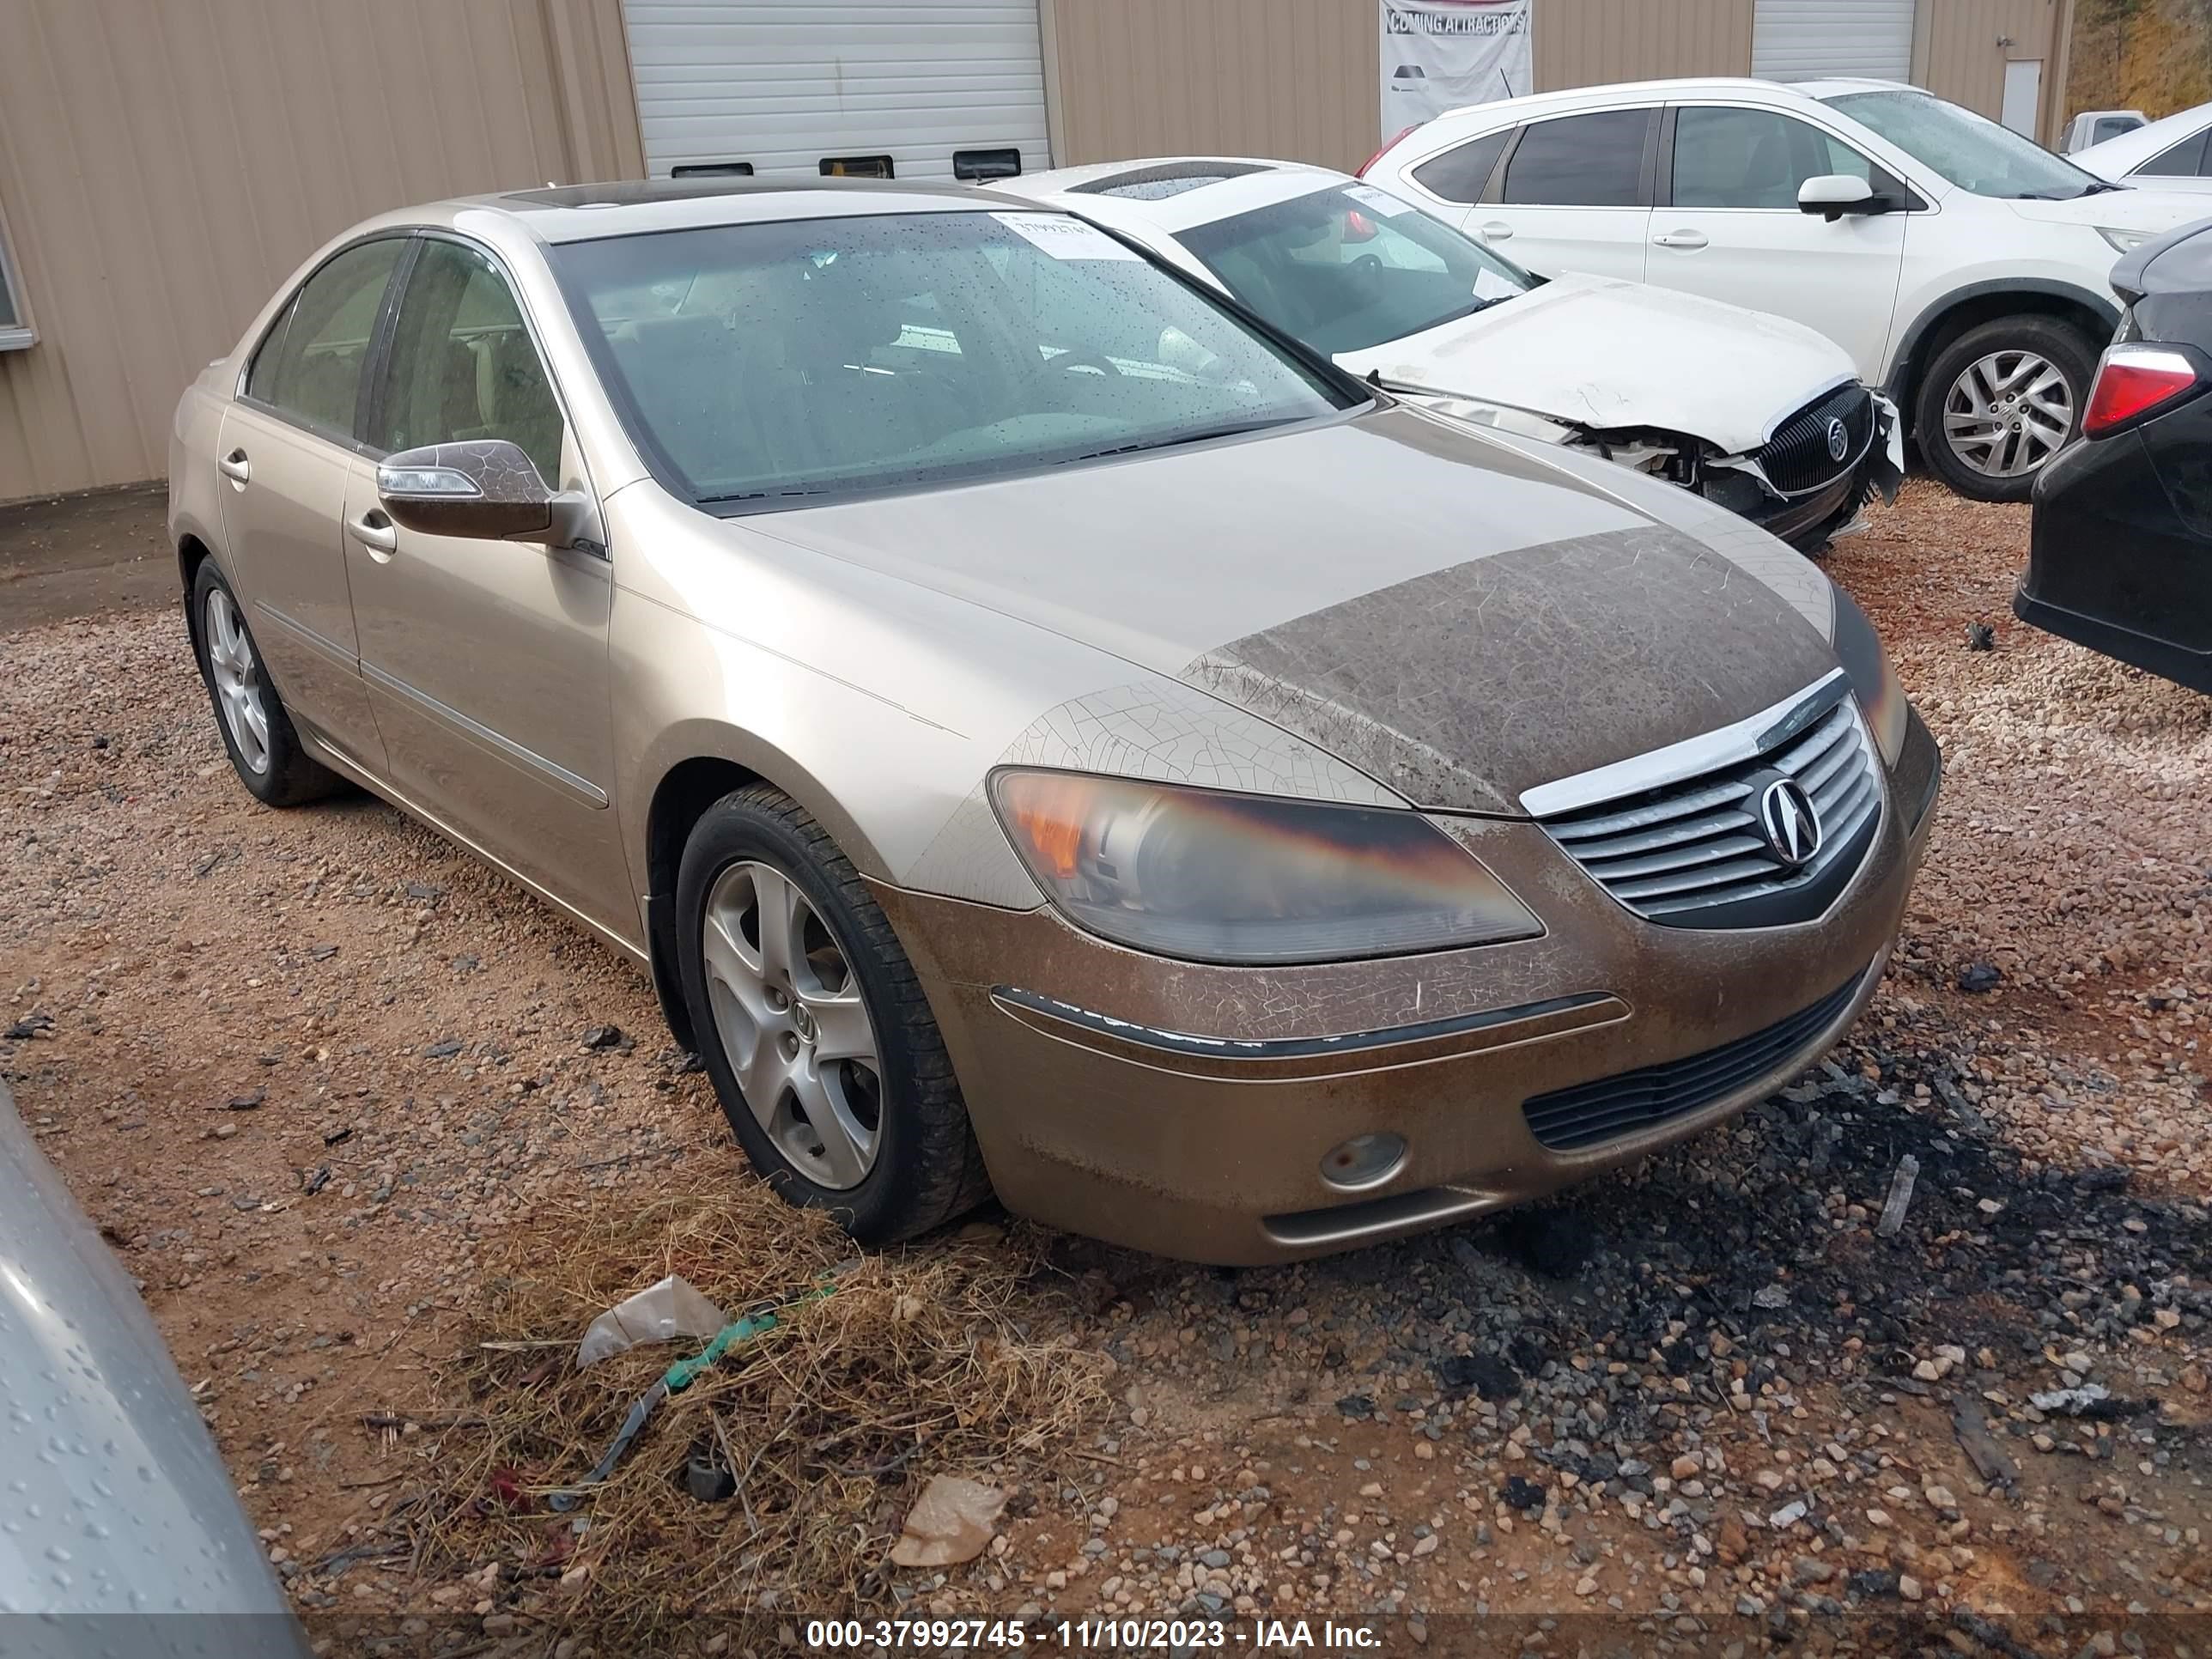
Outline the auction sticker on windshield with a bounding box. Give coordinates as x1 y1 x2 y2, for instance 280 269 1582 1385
990 212 1140 259
1344 182 1417 217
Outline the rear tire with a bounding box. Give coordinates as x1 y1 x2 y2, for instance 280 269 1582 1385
675 782 990 1244
188 562 343 807
1915 316 2096 502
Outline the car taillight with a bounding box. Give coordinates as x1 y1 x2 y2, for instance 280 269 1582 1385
1357 125 1419 179
2083 343 2204 436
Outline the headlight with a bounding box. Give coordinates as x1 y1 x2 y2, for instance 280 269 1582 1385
1832 588 1909 767
990 770 1541 964
2100 227 2151 254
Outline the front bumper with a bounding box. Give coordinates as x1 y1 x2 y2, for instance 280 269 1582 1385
1705 393 1906 555
876 709 1941 1264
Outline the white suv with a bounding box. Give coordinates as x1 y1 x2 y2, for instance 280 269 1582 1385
1363 78 2212 500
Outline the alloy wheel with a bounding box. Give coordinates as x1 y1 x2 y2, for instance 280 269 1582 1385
700 859 884 1190
204 586 271 775
1941 349 2075 479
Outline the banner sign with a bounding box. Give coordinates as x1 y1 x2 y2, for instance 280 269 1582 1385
1380 0 1532 134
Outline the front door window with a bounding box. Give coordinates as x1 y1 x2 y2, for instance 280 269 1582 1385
373 240 564 483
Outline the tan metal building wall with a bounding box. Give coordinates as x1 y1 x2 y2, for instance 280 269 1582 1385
1534 0 1755 89
1039 0 1761 170
1041 0 1384 173
0 0 644 505
1 0 2080 501
1914 0 2077 144
1041 0 2074 168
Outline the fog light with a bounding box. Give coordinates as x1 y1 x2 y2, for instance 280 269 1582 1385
1320 1132 1407 1192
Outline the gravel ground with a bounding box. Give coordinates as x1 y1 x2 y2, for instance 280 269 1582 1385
3 481 2207 1653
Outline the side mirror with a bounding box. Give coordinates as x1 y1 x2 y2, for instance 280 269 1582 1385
376 440 598 549
1798 173 1879 222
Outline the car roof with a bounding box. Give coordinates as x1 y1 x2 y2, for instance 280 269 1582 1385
369 176 1019 245
1397 75 1915 135
2077 100 2212 176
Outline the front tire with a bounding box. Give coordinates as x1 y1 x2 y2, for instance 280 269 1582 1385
188 562 342 807
674 782 989 1244
1916 316 2096 502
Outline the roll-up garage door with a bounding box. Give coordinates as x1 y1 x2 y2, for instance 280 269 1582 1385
622 1 1052 183
1751 0 1917 84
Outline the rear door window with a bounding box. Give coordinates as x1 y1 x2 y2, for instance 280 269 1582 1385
1411 128 1511 204
246 239 407 440
1500 110 1654 206
2139 130 2210 177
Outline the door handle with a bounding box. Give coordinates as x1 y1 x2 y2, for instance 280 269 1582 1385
1475 221 1515 240
218 449 251 484
1652 229 1710 250
346 510 398 557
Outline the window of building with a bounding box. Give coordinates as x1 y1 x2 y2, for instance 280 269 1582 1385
1500 111 1653 207
0 200 32 349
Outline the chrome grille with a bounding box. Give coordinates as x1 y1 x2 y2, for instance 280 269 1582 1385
1537 684 1882 927
1755 382 1874 495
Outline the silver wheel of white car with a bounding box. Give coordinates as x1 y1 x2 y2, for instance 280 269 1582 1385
701 858 884 1190
1942 349 2074 480
1917 316 2095 504
204 585 271 775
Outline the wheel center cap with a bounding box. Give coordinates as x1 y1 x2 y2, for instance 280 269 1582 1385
791 1006 817 1043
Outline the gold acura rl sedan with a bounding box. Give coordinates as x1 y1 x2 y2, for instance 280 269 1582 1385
168 180 1939 1265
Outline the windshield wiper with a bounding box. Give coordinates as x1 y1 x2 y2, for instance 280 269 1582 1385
1432 295 1506 326
1055 419 1290 465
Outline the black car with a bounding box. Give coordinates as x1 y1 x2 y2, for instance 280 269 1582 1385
2016 218 2212 693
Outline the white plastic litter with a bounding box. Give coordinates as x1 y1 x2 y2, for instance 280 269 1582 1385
576 1274 727 1369
2028 1383 2112 1416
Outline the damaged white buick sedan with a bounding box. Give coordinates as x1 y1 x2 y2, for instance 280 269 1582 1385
996 158 1902 552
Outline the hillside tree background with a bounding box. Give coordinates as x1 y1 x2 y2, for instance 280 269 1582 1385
2069 0 2212 115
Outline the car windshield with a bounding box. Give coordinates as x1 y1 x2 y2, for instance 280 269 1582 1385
550 211 1355 509
1824 89 2108 200
1175 183 1534 356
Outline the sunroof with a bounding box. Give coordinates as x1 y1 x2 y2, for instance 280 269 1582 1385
1073 161 1268 201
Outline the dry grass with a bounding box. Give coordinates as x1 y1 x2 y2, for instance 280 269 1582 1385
398 1184 1109 1644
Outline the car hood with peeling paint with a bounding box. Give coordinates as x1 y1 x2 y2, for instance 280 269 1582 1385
0 1080 309 1652
721 402 1839 816
1332 272 1861 453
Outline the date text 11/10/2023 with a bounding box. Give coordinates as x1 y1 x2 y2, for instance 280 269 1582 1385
804 1618 1386 1650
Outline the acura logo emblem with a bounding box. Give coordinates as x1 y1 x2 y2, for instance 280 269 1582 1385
1824 416 1850 463
1755 776 1822 868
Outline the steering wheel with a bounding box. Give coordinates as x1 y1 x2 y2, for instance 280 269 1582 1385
1050 349 1124 377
